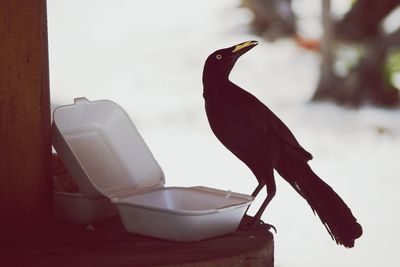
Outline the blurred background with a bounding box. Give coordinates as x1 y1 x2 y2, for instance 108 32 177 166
48 0 400 266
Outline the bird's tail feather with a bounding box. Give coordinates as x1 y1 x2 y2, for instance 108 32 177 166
276 154 363 248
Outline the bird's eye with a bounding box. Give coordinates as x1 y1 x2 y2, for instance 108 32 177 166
216 54 222 60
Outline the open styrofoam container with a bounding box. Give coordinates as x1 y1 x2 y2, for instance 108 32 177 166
52 97 253 241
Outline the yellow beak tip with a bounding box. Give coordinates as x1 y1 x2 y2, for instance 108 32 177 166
232 41 258 53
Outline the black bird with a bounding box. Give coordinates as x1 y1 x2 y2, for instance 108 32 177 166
202 40 362 248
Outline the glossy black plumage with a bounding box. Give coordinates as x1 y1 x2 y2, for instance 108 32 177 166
202 41 362 248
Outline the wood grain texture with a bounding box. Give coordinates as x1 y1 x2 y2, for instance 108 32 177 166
2 217 274 267
0 0 52 232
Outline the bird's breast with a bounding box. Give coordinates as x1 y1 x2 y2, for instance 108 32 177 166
205 98 251 144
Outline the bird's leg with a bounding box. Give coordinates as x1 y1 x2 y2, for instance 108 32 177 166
254 178 276 222
252 174 277 232
244 183 265 214
241 183 266 229
241 171 277 232
251 183 264 197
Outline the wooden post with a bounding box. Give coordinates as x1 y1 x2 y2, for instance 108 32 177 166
3 218 274 266
0 0 52 234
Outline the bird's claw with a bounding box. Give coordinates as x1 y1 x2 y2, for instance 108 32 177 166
239 215 277 233
259 221 277 233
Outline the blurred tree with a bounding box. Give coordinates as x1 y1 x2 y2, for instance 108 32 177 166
313 0 400 107
241 0 296 41
243 0 400 107
335 0 400 41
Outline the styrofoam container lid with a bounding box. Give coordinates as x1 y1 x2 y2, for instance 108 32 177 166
52 98 165 199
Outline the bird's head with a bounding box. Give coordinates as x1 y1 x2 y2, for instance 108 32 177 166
202 40 258 86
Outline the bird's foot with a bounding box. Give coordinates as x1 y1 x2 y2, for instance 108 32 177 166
239 215 277 233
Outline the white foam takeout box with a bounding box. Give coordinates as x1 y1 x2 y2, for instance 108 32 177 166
51 97 253 241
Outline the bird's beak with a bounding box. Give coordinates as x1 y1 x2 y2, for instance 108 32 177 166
232 40 258 54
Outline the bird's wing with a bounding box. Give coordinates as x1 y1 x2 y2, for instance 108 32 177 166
242 90 313 161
